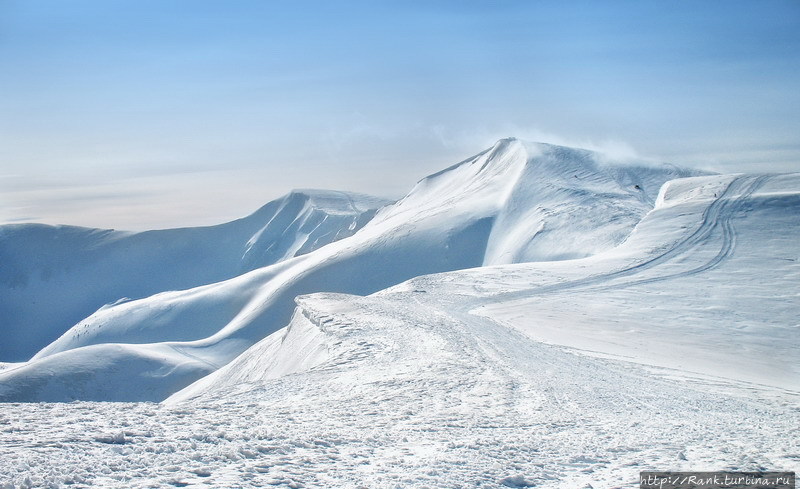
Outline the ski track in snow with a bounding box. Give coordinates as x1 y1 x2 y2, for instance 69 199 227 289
602 174 770 286
482 174 771 303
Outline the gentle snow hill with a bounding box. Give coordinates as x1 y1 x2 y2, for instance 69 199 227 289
0 190 388 362
0 139 706 401
396 172 800 391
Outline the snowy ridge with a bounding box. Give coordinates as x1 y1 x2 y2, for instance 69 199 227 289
375 139 703 264
0 190 388 361
1 140 710 401
0 139 737 402
170 294 372 402
241 190 385 269
173 172 800 403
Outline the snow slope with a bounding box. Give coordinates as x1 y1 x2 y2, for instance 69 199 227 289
1 281 796 487
0 190 388 361
174 172 800 401
0 139 705 401
0 144 798 488
5 191 796 486
154 171 797 487
422 172 800 391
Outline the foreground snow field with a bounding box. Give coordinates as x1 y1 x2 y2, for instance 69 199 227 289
0 293 797 487
1 139 798 488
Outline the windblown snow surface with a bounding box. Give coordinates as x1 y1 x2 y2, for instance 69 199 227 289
1 139 798 488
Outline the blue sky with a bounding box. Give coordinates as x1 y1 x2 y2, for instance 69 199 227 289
1 0 799 229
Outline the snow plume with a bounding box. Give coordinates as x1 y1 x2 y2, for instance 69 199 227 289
432 125 655 167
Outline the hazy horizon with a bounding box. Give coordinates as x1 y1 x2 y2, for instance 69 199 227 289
2 0 799 230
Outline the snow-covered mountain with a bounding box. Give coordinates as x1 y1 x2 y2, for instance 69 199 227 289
1 139 799 488
0 190 388 361
0 139 706 401
172 172 800 402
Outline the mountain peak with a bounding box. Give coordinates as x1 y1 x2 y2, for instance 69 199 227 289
375 137 709 265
